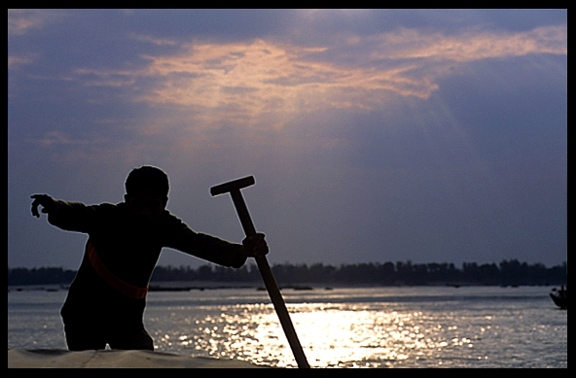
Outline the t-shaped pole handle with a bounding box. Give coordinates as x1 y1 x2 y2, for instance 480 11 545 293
210 176 257 236
211 176 310 368
210 175 255 196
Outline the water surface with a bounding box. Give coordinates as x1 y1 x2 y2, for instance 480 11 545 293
8 285 566 368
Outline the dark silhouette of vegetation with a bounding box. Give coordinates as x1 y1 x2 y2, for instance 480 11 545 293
8 260 566 287
7 267 77 286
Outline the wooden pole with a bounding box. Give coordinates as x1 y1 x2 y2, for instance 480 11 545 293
228 189 310 368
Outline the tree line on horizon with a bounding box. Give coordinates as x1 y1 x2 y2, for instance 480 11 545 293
8 260 567 287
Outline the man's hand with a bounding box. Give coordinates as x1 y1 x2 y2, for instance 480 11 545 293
242 233 269 258
30 194 58 218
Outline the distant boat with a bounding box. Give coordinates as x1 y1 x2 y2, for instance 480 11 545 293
550 286 567 309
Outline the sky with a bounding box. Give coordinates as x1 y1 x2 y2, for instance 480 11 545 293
8 9 567 270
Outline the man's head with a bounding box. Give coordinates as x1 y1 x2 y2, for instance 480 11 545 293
124 166 169 217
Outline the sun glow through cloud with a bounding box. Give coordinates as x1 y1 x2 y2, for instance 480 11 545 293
59 24 567 136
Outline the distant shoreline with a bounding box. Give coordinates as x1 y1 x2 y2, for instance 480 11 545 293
8 260 567 288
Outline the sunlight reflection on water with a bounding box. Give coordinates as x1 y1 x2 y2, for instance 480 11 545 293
147 302 484 367
141 287 566 368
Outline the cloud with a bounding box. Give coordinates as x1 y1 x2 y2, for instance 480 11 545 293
18 21 563 167
8 9 67 35
380 25 567 62
26 130 89 148
65 25 565 128
12 16 566 170
7 54 36 72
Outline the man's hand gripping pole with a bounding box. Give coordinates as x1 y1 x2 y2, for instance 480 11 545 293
210 176 310 369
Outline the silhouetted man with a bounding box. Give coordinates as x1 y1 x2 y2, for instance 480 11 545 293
31 166 268 351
